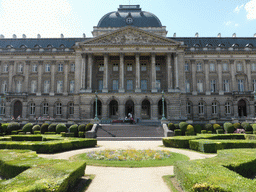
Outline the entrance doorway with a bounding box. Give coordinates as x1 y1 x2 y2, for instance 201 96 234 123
238 99 247 117
14 100 22 119
125 100 134 117
141 99 150 119
93 100 102 118
109 100 118 119
158 100 167 119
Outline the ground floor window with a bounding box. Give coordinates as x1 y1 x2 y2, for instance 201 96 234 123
43 103 49 115
198 102 204 115
69 102 74 115
30 103 35 115
56 103 62 115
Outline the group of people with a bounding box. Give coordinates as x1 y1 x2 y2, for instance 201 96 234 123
124 113 136 124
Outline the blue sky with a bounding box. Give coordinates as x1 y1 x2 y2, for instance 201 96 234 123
0 0 255 38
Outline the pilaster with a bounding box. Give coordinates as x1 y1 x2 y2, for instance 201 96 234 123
204 60 210 95
191 60 197 95
24 61 29 93
246 60 252 91
63 61 69 96
217 60 224 95
103 53 109 93
75 53 82 93
86 54 93 93
50 61 55 96
151 53 157 93
230 60 236 91
135 53 141 92
167 53 173 92
119 53 125 93
37 61 42 96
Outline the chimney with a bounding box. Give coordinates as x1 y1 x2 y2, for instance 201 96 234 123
254 33 256 37
37 34 41 39
13 34 17 39
217 33 221 38
22 34 26 39
83 33 86 38
232 33 236 37
60 34 64 38
173 33 176 37
195 32 199 37
0 34 4 39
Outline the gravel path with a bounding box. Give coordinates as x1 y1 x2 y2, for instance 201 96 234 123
39 141 216 192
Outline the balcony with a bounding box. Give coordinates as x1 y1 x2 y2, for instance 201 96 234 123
232 91 253 96
6 92 28 97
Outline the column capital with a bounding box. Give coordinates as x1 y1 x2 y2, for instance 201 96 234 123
151 52 156 57
203 59 209 64
217 59 222 64
229 59 235 64
245 60 251 64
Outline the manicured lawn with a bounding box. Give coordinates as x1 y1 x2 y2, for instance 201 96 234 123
70 149 189 167
162 175 181 192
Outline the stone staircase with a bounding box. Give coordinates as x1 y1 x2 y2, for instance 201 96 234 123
96 123 164 141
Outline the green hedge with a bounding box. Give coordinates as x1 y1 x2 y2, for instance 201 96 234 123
174 149 256 191
0 150 86 192
11 135 43 141
22 123 33 133
61 132 75 137
44 132 56 135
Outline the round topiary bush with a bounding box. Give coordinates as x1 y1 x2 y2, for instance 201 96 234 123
204 124 213 132
179 122 188 134
241 122 252 131
174 124 179 129
56 123 67 134
22 123 33 133
7 123 20 134
213 124 221 133
40 123 49 134
78 124 86 132
69 124 78 137
194 124 202 133
186 125 194 133
252 124 256 132
48 124 57 132
32 125 40 133
224 122 235 133
1 123 8 133
233 123 241 129
168 123 176 131
85 123 94 132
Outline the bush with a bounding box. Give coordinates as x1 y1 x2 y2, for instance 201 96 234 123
56 123 67 134
233 123 241 129
11 135 42 141
174 129 182 136
224 122 235 133
78 124 86 132
7 123 20 134
208 131 212 134
187 125 194 133
61 132 75 137
78 132 85 138
179 122 188 135
1 123 8 133
34 131 40 134
44 132 56 135
174 124 179 129
69 124 78 137
213 124 221 133
241 122 252 131
204 124 213 132
22 123 33 133
85 123 94 132
48 124 57 132
11 131 18 135
32 125 40 133
252 124 256 132
40 123 49 134
201 130 207 134
194 124 202 133
168 123 176 131
216 129 224 134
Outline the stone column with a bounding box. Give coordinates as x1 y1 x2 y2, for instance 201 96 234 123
167 53 173 92
119 104 125 119
177 52 185 92
22 101 27 119
86 54 92 93
246 60 252 91
37 62 42 96
102 104 108 118
50 62 55 96
135 104 141 119
151 53 157 92
119 53 125 93
174 54 179 89
151 104 158 120
9 62 14 92
63 61 69 95
24 61 29 93
135 53 141 92
191 60 197 95
80 54 86 92
204 60 210 95
230 60 236 91
103 54 109 93
74 54 82 93
218 60 223 95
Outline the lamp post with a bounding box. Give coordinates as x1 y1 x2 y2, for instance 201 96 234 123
94 91 99 121
161 90 166 120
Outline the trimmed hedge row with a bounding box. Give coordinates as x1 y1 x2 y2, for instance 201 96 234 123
0 150 86 192
11 135 42 141
174 149 256 191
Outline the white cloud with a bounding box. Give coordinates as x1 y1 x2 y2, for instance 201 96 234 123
225 21 232 26
0 0 82 38
235 24 239 27
234 4 244 13
245 0 256 20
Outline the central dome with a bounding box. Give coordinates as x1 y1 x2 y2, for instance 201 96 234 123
97 5 162 28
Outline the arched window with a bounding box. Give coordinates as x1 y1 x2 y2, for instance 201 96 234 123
6 45 13 49
59 44 65 48
30 103 35 115
186 102 191 115
43 103 49 115
34 44 41 48
56 103 62 115
47 44 53 48
225 102 231 114
198 102 204 115
218 44 225 47
0 102 5 115
212 102 217 114
232 44 239 48
20 45 27 49
206 44 213 47
246 44 253 48
68 102 74 115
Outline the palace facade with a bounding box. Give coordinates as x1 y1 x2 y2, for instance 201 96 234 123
0 5 256 122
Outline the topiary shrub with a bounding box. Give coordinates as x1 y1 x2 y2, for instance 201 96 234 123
213 124 221 133
252 124 256 132
69 124 78 137
224 122 235 133
22 123 33 133
34 131 40 134
174 129 182 136
32 125 40 134
56 123 67 134
204 124 213 132
186 125 194 133
0 126 3 133
79 131 85 138
7 123 20 134
168 123 176 131
40 123 49 134
216 129 224 134
85 123 94 132
48 124 57 132
241 122 253 131
233 123 241 129
208 131 212 134
1 123 8 134
179 122 188 135
78 124 86 132
201 130 207 134
194 124 202 133
174 124 179 129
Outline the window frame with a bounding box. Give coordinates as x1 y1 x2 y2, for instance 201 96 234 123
56 102 62 115
58 64 64 72
30 103 36 115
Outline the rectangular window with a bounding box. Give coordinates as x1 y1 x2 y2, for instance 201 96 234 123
212 102 217 114
223 63 228 71
156 80 161 91
197 80 203 93
31 80 37 93
99 64 104 71
43 103 49 115
70 64 75 72
30 103 35 115
127 80 133 91
155 63 160 71
58 64 63 72
57 81 63 93
113 64 118 71
98 80 103 91
141 80 147 91
44 80 50 93
185 80 190 92
223 80 229 92
210 80 216 92
18 64 23 73
141 63 147 71
127 63 132 71
70 80 75 93
16 80 22 93
253 80 256 92
113 80 119 91
0 103 5 115
209 63 215 71
185 63 189 72
2 81 7 94
45 64 50 72
238 79 244 92
32 65 37 72
197 63 202 71
252 63 256 72
237 63 242 71
3 64 8 72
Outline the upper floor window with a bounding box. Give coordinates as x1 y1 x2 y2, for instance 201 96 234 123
113 64 118 72
56 103 62 115
212 102 218 114
127 63 132 71
16 80 22 93
197 80 203 93
0 102 5 115
156 80 161 91
209 63 215 72
185 80 190 92
70 80 75 93
3 64 8 72
98 80 103 91
197 63 202 72
141 63 147 71
32 64 37 72
1 81 7 94
99 64 104 72
70 63 75 72
223 80 230 92
223 63 228 71
210 80 216 92
238 79 244 92
30 103 35 115
45 64 50 72
253 79 256 92
58 64 63 72
141 80 147 91
237 63 242 72
127 80 133 91
155 63 161 71
18 64 23 73
112 80 119 91
69 102 74 115
31 80 37 93
198 102 204 115
44 80 50 93
225 102 231 114
43 103 49 115
57 81 63 93
185 63 189 72
252 63 256 71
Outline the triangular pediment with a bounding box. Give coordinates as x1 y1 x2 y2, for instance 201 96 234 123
80 26 181 46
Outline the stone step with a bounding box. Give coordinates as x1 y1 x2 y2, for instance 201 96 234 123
97 137 163 141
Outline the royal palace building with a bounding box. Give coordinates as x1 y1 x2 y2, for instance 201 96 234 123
0 5 256 122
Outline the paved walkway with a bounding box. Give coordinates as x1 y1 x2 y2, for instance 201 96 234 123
39 141 216 192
